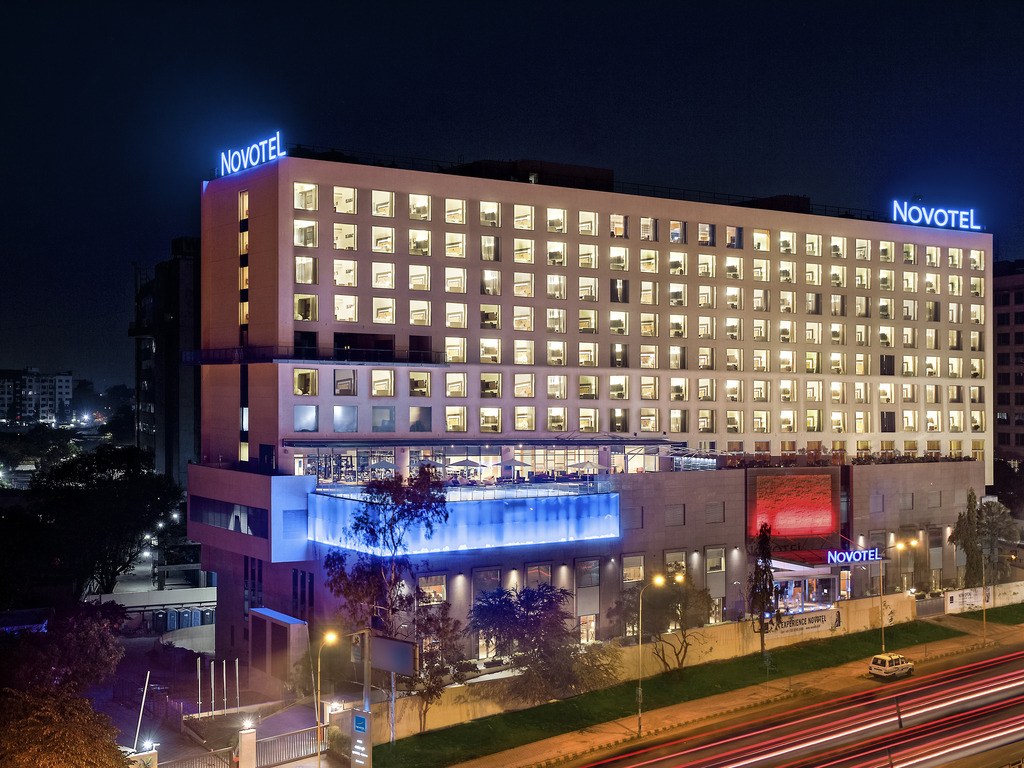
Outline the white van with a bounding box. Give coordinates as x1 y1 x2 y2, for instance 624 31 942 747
869 652 914 678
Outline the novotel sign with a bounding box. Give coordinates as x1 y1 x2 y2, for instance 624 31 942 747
220 131 285 177
826 548 883 564
892 200 981 231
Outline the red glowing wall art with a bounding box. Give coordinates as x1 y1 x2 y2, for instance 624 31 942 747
751 474 836 537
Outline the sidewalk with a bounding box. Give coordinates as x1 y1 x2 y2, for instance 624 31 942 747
449 615 1024 768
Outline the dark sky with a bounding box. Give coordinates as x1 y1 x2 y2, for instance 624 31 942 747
2 2 1022 387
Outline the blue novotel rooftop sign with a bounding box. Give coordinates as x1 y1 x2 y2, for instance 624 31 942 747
827 548 882 564
220 131 285 177
892 200 981 231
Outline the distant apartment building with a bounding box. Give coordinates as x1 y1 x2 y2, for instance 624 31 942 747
129 237 201 484
187 141 992 686
992 260 1024 465
0 368 73 426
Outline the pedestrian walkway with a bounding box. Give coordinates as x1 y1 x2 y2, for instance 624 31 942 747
449 615 1024 768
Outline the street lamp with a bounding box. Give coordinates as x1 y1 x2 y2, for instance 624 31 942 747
879 538 917 652
316 631 338 768
637 573 683 737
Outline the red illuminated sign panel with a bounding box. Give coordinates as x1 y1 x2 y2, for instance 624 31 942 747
751 474 836 537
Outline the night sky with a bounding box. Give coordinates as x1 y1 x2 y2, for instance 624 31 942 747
3 2 1022 387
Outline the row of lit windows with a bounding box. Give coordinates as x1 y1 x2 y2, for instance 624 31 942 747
295 367 987 406
292 219 987 279
287 183 987 268
290 402 986 435
296 255 985 302
291 291 987 331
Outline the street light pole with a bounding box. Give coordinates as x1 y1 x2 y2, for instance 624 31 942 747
636 573 682 737
316 631 338 768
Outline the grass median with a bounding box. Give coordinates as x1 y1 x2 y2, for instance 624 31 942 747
375 620 965 768
958 602 1024 625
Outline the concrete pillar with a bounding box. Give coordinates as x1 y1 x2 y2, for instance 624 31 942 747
237 727 257 768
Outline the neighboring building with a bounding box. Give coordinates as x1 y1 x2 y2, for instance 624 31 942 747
992 260 1024 466
0 368 73 426
130 237 201 484
187 145 992 690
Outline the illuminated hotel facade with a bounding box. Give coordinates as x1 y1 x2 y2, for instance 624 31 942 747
187 142 991 677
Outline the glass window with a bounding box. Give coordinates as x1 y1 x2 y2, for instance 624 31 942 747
334 186 356 214
294 182 317 210
579 210 598 236
446 372 466 397
410 229 430 256
514 373 534 397
333 222 356 251
294 405 318 432
409 300 430 326
372 262 394 289
579 243 598 269
334 294 357 322
547 208 566 233
514 238 534 263
371 226 394 253
334 370 357 396
409 265 430 291
445 337 466 363
445 405 467 432
445 232 465 258
294 220 317 247
515 406 536 430
294 294 317 321
547 274 566 299
480 407 501 433
409 194 430 221
295 256 317 285
514 204 534 230
333 405 357 432
480 201 500 227
418 575 445 605
372 190 394 217
547 241 566 266
445 198 465 224
622 555 644 583
409 371 430 397
610 214 627 238
480 338 501 364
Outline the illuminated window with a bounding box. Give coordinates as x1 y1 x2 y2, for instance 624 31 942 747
546 208 565 233
805 234 821 257
514 374 534 398
446 373 466 397
334 295 357 322
515 406 536 430
546 308 565 333
610 214 627 238
545 339 566 366
333 222 356 251
294 294 317 321
514 205 534 230
409 194 430 221
334 186 356 214
410 229 430 256
514 238 534 264
445 302 466 329
514 340 534 365
579 277 598 301
641 376 658 400
372 190 394 217
409 300 430 326
480 201 500 227
480 338 501 364
548 274 566 300
445 337 466 363
371 226 394 253
480 407 501 433
445 406 467 432
547 241 566 266
418 575 445 605
409 265 430 292
293 369 317 396
445 198 464 224
640 249 658 273
371 370 394 397
726 226 742 248
333 405 357 432
294 220 317 247
480 372 501 398
610 246 628 271
481 270 501 296
547 375 567 399
669 252 687 275
295 256 317 285
409 372 430 397
294 182 317 210
698 223 715 246
368 297 392 324
609 311 628 335
578 342 598 366
294 405 318 432
579 408 598 432
480 236 499 261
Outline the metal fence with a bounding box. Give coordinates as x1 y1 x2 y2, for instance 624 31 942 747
158 747 234 768
256 725 320 768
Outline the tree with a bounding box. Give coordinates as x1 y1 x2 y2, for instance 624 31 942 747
747 522 779 663
412 601 473 733
324 470 448 741
29 445 183 595
0 687 130 768
0 602 125 694
606 565 713 674
949 488 984 588
978 498 1021 584
469 584 619 703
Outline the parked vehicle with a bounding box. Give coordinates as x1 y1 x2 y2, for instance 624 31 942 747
869 652 914 678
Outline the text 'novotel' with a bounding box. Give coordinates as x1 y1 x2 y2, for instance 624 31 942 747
892 200 981 231
827 548 882 564
220 132 285 177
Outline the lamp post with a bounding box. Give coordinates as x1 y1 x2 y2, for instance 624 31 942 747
879 538 917 652
637 573 682 737
316 631 338 768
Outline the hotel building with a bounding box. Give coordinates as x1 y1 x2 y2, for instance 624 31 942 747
188 145 991 682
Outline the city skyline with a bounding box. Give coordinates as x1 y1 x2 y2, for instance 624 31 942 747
3 2 1023 385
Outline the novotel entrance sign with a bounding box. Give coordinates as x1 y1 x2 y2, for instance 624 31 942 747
220 131 285 177
892 200 981 231
827 548 882 564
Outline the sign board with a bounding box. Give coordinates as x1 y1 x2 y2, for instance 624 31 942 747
373 636 418 676
827 548 882 564
892 200 981 231
338 709 371 768
219 131 285 177
769 610 843 635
